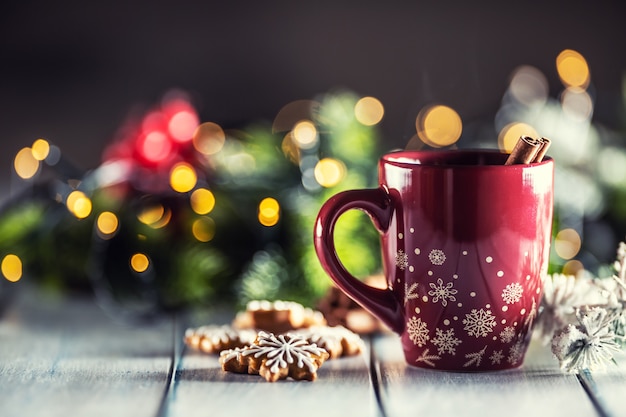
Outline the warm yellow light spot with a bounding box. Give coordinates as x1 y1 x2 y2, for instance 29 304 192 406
1 254 22 282
137 204 165 225
354 96 384 126
192 217 216 242
190 188 216 215
281 132 301 164
272 99 320 133
292 120 317 149
97 211 119 237
14 147 40 179
193 122 226 155
554 228 582 260
416 105 462 147
562 259 584 276
170 163 197 193
259 197 279 217
259 213 279 227
130 253 150 273
150 208 172 228
31 139 50 161
66 190 92 219
556 49 590 89
258 197 280 227
137 204 171 229
314 158 346 188
498 122 539 153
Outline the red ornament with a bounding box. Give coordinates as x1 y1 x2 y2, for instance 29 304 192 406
101 93 202 194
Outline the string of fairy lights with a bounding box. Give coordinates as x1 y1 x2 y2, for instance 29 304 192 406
0 47 612 286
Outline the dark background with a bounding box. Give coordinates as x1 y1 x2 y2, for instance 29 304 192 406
1 0 626 197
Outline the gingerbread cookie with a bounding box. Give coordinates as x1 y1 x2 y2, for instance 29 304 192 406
317 276 387 334
220 331 330 382
289 325 364 358
219 347 249 373
232 300 326 334
184 325 256 354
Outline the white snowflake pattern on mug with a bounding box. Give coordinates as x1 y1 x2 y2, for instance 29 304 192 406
462 308 497 337
524 297 538 328
507 341 525 365
415 348 440 367
501 282 524 304
489 349 504 365
463 345 487 368
407 316 430 346
499 326 516 344
404 282 419 306
428 278 457 307
431 327 462 355
428 249 446 265
395 249 409 270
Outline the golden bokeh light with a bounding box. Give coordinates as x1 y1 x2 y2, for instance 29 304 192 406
66 190 92 219
130 253 150 273
292 120 318 149
137 204 165 225
193 122 226 155
192 217 216 242
137 204 172 229
554 228 582 260
562 259 584 276
498 122 539 153
281 132 301 164
272 100 320 133
170 163 197 193
31 139 51 161
97 211 119 237
1 254 22 283
354 96 384 126
556 49 590 89
258 197 280 227
314 158 346 188
150 208 172 228
14 147 40 179
190 188 216 215
416 105 462 147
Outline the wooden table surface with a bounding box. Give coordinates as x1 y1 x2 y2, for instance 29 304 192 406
1 287 625 417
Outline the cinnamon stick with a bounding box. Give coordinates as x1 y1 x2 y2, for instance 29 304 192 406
505 136 551 165
532 137 551 163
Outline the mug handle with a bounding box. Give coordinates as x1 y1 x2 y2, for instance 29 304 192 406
314 188 405 334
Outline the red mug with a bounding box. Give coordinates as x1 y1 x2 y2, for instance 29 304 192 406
314 150 554 370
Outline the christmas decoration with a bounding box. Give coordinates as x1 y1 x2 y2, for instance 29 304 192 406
1 89 382 318
551 306 622 373
538 238 626 372
2 47 626 373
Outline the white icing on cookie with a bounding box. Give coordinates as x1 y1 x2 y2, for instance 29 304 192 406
243 331 327 374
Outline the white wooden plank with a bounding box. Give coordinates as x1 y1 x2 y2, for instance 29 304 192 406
165 316 378 417
373 333 599 417
0 287 173 417
584 350 626 417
